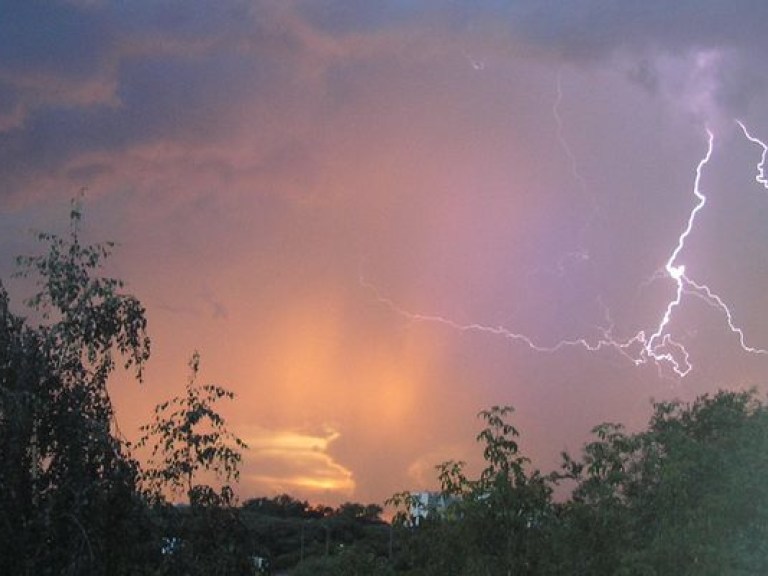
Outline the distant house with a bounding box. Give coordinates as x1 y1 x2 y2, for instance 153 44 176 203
160 536 183 556
250 555 269 575
408 491 458 527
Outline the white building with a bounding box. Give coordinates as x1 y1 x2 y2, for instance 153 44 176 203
408 491 457 526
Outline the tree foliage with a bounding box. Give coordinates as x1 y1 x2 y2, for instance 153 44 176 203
0 201 153 574
391 406 554 576
389 393 768 576
0 202 248 574
137 351 247 506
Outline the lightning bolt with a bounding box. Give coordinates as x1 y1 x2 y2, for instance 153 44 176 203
553 71 590 204
526 71 595 281
635 128 766 375
737 120 768 189
359 270 642 356
640 129 714 376
362 121 768 378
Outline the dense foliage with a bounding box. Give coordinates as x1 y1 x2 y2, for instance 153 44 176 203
0 205 154 575
1 205 767 574
388 393 768 576
0 205 248 575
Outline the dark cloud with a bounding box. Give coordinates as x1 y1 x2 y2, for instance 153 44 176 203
499 1 768 114
289 0 768 58
0 1 317 200
491 1 768 57
299 0 437 34
115 51 273 141
0 79 19 114
0 1 111 79
4 0 767 201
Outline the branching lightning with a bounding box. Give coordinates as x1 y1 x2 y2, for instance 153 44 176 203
641 129 714 375
361 117 768 378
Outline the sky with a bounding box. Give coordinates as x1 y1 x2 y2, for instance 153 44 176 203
2 0 768 507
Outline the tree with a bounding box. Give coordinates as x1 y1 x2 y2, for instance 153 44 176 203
243 493 320 519
627 390 768 575
137 351 247 507
457 406 554 576
0 282 48 575
390 406 555 576
136 352 250 575
0 200 154 574
291 544 395 576
553 389 768 576
550 421 641 576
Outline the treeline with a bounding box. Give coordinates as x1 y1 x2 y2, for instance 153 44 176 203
385 392 768 576
2 206 768 575
290 391 768 576
241 496 390 572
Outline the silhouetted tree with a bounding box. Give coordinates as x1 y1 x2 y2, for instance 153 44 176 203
0 200 154 574
137 351 246 506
